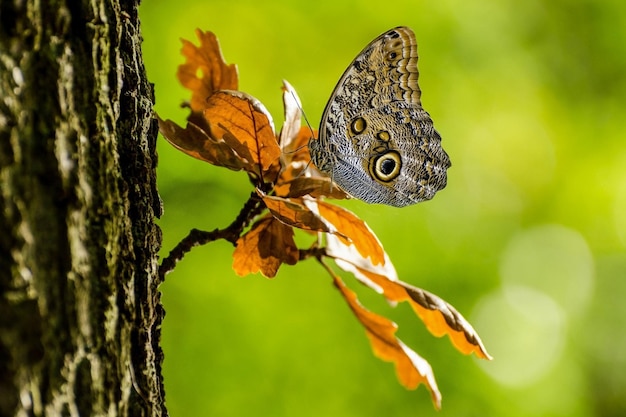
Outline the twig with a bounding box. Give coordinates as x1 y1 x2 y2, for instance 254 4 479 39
158 191 264 278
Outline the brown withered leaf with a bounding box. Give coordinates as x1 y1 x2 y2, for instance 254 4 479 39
357 269 491 360
325 233 397 294
282 126 314 166
399 281 492 360
316 200 385 266
204 91 281 181
275 81 349 201
157 116 248 171
178 29 238 112
331 271 442 409
274 125 349 200
278 80 303 153
232 215 299 278
326 234 492 360
274 176 350 200
260 195 330 233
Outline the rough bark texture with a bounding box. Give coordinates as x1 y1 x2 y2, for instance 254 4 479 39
0 1 165 416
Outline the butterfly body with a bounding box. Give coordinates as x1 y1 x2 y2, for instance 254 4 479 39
309 27 450 207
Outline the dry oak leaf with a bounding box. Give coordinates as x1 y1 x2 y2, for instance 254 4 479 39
159 90 282 182
316 200 385 266
398 281 492 359
273 123 348 201
157 116 248 172
275 80 349 201
274 176 350 200
259 194 384 266
203 90 281 181
332 272 442 409
356 267 491 359
326 233 492 360
278 80 303 154
261 195 330 234
232 214 299 278
275 81 311 174
178 29 238 112
275 123 314 187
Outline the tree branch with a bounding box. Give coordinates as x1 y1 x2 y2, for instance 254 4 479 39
159 191 265 278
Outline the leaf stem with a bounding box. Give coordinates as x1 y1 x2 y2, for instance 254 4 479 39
298 246 327 261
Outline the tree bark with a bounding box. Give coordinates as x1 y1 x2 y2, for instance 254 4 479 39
0 1 165 416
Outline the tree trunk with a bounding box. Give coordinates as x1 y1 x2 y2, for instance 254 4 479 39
0 1 165 416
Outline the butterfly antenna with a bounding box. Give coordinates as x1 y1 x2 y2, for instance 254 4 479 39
295 91 316 141
283 90 315 156
280 90 316 179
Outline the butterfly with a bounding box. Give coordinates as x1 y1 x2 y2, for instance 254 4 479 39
308 27 450 207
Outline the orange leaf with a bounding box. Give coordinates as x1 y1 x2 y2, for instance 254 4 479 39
325 233 492 360
399 281 493 360
157 116 248 171
233 215 299 278
178 29 238 112
261 196 384 266
275 82 349 200
358 270 492 359
261 195 331 233
274 122 349 200
317 200 385 266
278 80 303 152
332 272 442 409
204 91 281 181
274 176 350 200
283 126 315 166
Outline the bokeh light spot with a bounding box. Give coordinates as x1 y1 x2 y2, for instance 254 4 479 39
473 285 565 387
499 224 594 315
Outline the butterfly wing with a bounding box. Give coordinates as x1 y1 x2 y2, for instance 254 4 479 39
309 26 450 207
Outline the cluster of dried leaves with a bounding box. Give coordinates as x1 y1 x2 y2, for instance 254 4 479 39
157 29 491 409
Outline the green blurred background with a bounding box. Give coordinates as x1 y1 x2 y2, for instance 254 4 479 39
140 1 626 415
